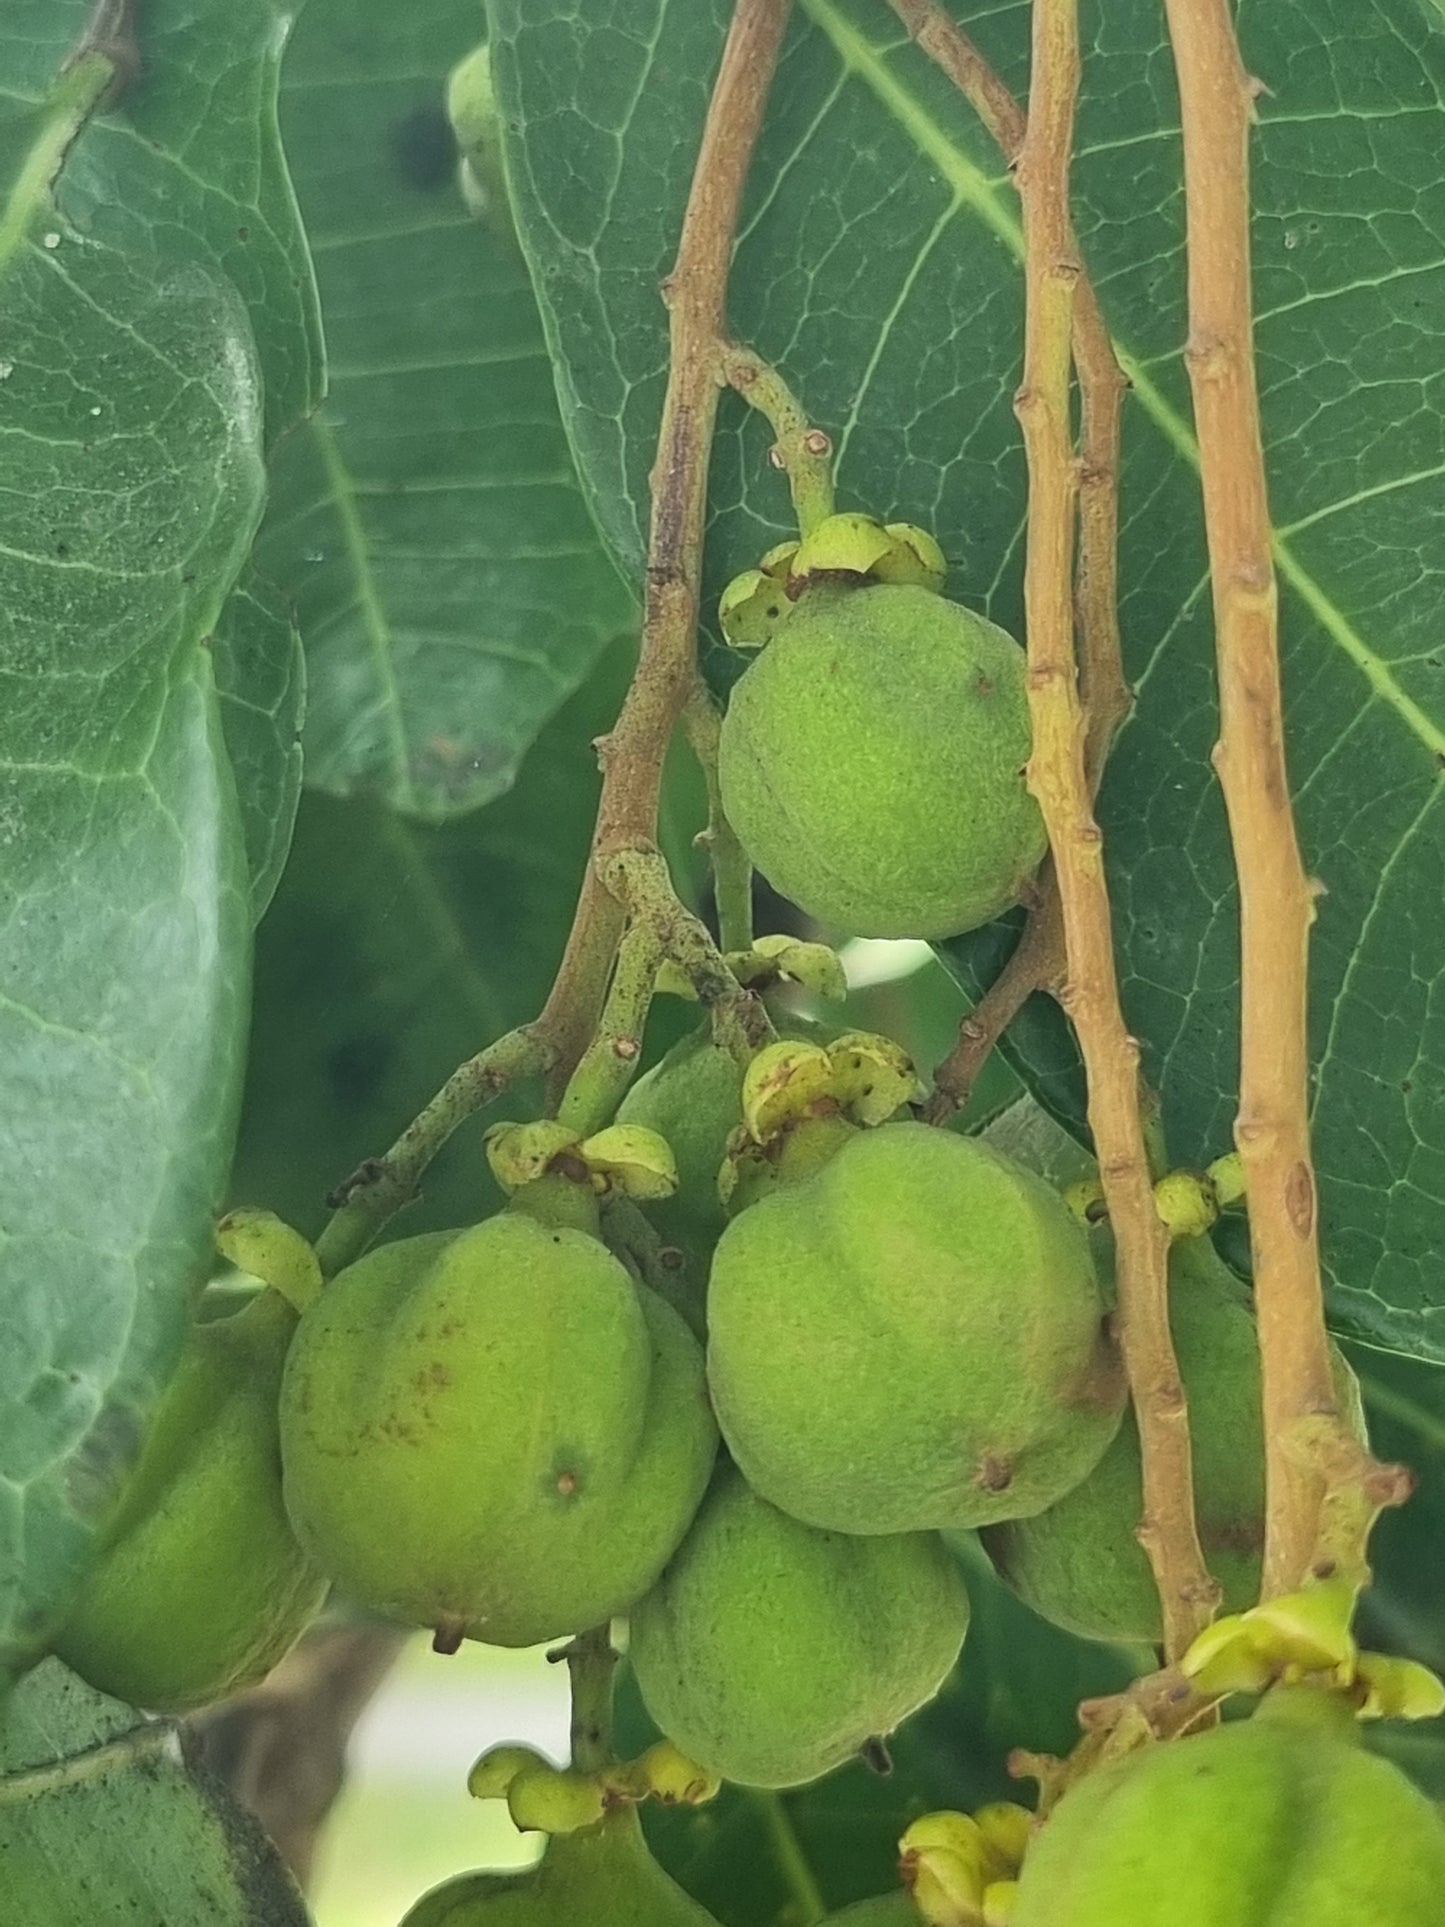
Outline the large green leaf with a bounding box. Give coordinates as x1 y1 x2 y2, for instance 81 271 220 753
0 10 310 1673
489 0 1445 1360
212 567 306 922
230 641 706 1237
0 1660 308 1925
257 0 634 819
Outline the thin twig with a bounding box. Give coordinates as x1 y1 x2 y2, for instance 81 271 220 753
1158 0 1397 1596
534 1 791 1090
683 680 755 955
1014 0 1214 1663
889 0 1130 1119
717 340 837 536
314 1027 552 1275
921 876 1063 1124
313 0 790 1251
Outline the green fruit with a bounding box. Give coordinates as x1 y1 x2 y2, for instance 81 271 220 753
53 1291 325 1713
707 1122 1123 1534
616 1016 827 1270
616 1026 751 1265
401 1809 719 1924
628 1465 969 1788
982 1238 1367 1643
717 583 1045 939
1010 1687 1445 1925
279 1214 717 1648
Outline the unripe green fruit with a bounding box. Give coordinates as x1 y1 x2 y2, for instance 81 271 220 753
983 1238 1367 1643
279 1215 717 1648
628 1465 969 1789
615 1026 753 1265
616 1016 830 1268
718 584 1045 939
53 1291 325 1713
707 1123 1123 1535
1010 1688 1445 1925
400 1809 719 1924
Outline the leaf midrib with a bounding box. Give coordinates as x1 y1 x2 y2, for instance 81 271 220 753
799 0 1445 762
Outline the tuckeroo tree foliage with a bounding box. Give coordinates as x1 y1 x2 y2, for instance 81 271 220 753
1 0 1443 1921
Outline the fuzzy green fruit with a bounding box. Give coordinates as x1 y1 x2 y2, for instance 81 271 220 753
401 1809 719 1924
707 1122 1123 1535
1010 1688 1445 1925
279 1215 717 1648
629 1465 969 1789
54 1291 325 1713
717 583 1045 939
983 1237 1367 1643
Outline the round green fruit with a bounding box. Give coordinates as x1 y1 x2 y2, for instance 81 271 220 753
628 1464 969 1789
401 1809 719 1924
982 1237 1367 1644
707 1122 1123 1535
717 583 1045 939
54 1290 325 1713
279 1214 717 1648
1010 1687 1445 1926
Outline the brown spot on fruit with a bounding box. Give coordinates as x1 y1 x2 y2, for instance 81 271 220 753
974 1454 1015 1493
432 1618 464 1655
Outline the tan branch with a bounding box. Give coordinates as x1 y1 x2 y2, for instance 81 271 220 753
1014 0 1215 1662
534 0 791 1088
890 1 1130 1118
1159 0 1366 1596
188 1624 409 1891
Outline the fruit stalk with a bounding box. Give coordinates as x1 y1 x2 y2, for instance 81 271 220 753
683 683 755 955
602 848 773 1067
1013 0 1215 1659
535 0 793 1093
565 1625 619 1775
890 0 1130 1121
718 341 837 537
1159 0 1349 1594
557 923 665 1137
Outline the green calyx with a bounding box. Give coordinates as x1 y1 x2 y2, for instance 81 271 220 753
1008 1692 1445 1925
629 1464 969 1789
707 1122 1124 1536
718 583 1046 940
399 1807 722 1924
718 513 949 652
278 1214 718 1650
53 1288 325 1713
982 1236 1367 1646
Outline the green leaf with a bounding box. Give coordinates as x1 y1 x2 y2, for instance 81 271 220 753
6 0 324 441
257 0 635 819
492 0 1445 1361
0 1659 308 1925
621 1545 1141 1924
213 569 306 921
230 641 704 1236
0 20 298 1673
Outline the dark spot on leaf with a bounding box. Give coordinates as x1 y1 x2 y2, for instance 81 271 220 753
392 107 457 192
236 225 250 242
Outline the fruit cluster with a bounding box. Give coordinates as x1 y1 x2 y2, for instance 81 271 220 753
47 523 1445 1922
